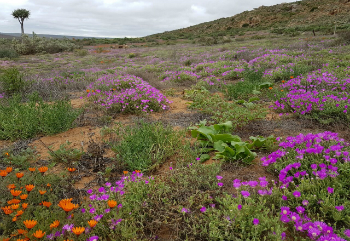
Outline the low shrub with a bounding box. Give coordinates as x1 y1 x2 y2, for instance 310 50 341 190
110 120 197 171
0 93 81 140
0 48 19 59
0 67 29 96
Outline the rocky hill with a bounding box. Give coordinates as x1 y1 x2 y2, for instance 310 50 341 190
149 0 350 38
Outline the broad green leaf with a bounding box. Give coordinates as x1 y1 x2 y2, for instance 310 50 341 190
200 154 210 163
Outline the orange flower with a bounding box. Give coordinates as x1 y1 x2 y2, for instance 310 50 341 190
39 190 47 195
15 210 24 216
47 183 51 187
22 203 28 209
268 87 273 90
11 204 19 210
86 89 90 93
33 229 45 239
1 206 13 215
28 167 36 172
25 184 35 192
23 220 37 229
123 171 128 175
107 200 117 208
2 238 10 241
58 199 75 213
38 166 48 174
16 239 26 241
13 216 17 222
8 199 21 204
135 170 141 173
6 167 13 173
281 90 284 92
50 220 60 229
88 219 97 228
67 167 76 172
0 170 8 177
4 152 9 156
290 76 294 79
16 172 24 179
100 61 104 64
17 229 27 235
72 227 85 236
42 201 52 208
20 194 28 200
7 184 16 189
11 189 22 197
282 80 285 83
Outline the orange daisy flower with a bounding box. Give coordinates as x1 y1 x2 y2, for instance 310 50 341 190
16 172 24 179
1 206 13 215
11 189 22 197
88 220 97 228
23 220 37 229
67 167 76 172
7 184 16 189
25 184 35 192
72 227 85 236
11 204 19 210
17 229 27 235
86 89 90 93
12 216 17 222
20 194 28 200
15 210 24 216
39 190 47 195
58 199 76 213
290 76 294 79
123 171 128 175
22 203 28 209
42 201 52 208
0 170 8 177
50 220 60 229
38 166 48 174
269 87 273 90
282 80 285 83
135 170 141 173
6 167 13 173
33 229 45 239
28 167 36 172
8 199 21 204
107 200 117 208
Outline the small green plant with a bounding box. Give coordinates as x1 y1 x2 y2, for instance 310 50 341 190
50 141 84 165
0 67 29 95
190 120 257 163
73 48 88 56
1 148 37 169
110 121 197 171
0 48 19 59
128 53 137 58
0 93 81 140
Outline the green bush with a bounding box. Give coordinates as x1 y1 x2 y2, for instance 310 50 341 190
11 32 79 55
0 48 19 59
0 67 29 95
110 121 197 171
0 93 81 140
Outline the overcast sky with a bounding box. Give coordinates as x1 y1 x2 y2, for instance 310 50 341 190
1 0 296 38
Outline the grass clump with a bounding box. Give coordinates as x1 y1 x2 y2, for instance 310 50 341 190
0 93 81 140
110 120 197 171
0 48 19 59
0 68 30 96
186 87 267 127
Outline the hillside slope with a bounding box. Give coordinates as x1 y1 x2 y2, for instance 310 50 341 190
149 0 350 38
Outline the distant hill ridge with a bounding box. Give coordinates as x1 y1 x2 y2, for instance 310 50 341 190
0 33 110 40
149 0 350 37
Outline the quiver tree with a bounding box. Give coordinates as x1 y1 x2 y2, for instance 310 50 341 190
12 9 30 35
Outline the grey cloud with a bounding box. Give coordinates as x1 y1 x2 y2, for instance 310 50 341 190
1 0 296 37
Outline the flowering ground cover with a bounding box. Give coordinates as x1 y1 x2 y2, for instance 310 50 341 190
1 34 350 240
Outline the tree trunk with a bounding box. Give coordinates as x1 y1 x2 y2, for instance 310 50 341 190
21 22 24 35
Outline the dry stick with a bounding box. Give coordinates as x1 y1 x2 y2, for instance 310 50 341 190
38 140 61 160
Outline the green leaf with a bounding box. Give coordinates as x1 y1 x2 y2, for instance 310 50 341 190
200 154 210 163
